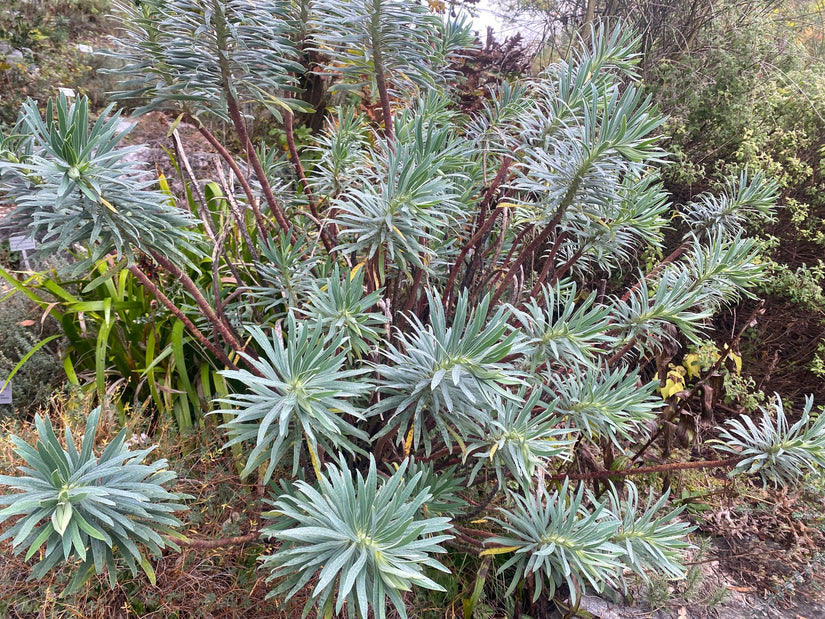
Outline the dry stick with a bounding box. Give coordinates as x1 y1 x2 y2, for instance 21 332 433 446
176 531 261 549
284 111 336 253
225 91 293 241
171 128 218 247
213 159 260 263
209 229 246 349
128 264 238 372
196 123 262 232
175 144 246 346
443 157 513 306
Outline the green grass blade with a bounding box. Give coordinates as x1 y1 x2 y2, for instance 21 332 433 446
2 334 62 391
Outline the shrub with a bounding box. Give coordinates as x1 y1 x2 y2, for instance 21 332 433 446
1 3 825 616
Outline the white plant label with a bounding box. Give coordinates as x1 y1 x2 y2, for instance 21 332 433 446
0 383 11 405
9 236 36 251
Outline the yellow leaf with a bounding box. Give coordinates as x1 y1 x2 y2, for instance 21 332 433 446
659 365 686 400
660 378 682 400
99 197 118 213
480 546 521 557
350 261 366 281
157 170 173 196
140 557 156 586
497 202 520 209
489 443 498 460
470 519 488 524
404 424 414 457
683 353 701 379
166 113 184 138
306 436 322 479
392 225 407 242
728 352 742 375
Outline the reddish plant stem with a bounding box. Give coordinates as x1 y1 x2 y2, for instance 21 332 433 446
607 337 638 366
402 264 425 314
548 244 584 287
128 264 238 371
177 531 261 549
490 160 586 305
371 34 394 143
284 111 336 253
444 208 502 305
473 156 513 234
226 92 293 241
621 242 689 303
524 231 570 303
448 532 485 552
491 222 556 306
150 252 258 372
455 525 497 539
444 157 513 307
474 223 533 299
550 456 743 482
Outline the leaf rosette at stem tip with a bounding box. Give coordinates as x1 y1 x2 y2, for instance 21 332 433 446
0 407 190 592
260 455 454 619
217 314 372 482
370 290 525 455
108 0 307 120
0 95 201 272
714 393 825 487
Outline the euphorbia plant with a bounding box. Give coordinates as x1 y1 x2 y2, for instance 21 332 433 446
2 1 825 615
0 408 188 592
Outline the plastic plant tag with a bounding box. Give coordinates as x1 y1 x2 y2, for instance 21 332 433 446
8 236 36 251
0 382 11 405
